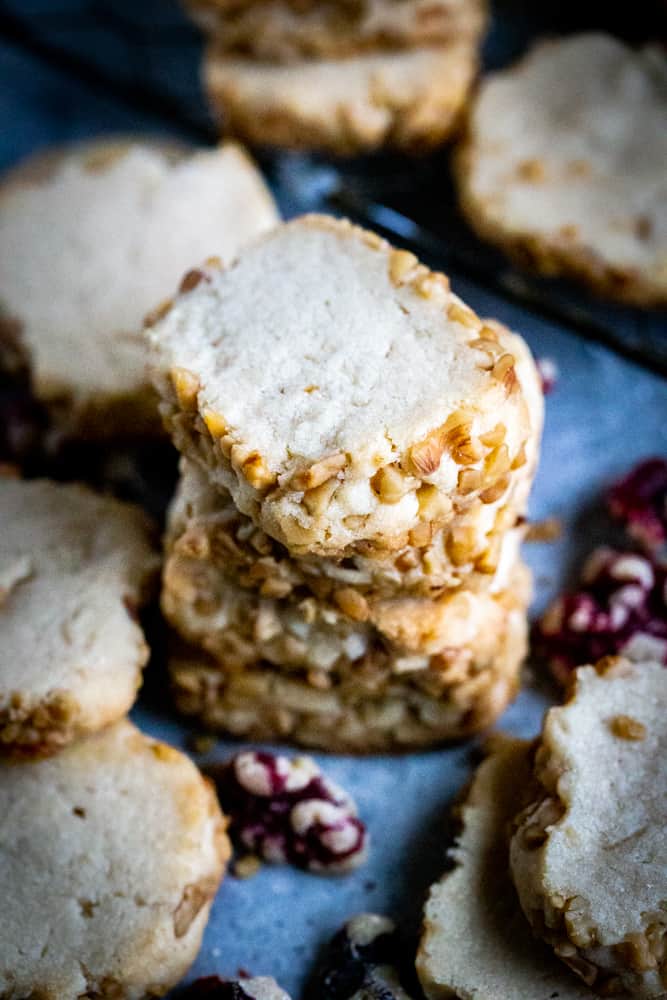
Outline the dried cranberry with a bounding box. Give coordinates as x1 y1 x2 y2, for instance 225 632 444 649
307 914 414 1000
607 458 667 553
180 977 290 999
215 751 368 874
535 547 667 684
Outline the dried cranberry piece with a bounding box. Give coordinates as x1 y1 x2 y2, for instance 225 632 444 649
215 751 368 874
607 458 667 553
307 914 414 1000
181 977 289 999
535 547 667 684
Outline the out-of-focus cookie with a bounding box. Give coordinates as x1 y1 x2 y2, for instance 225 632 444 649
147 215 542 558
417 736 592 999
0 477 158 757
167 575 528 753
188 0 486 61
0 719 229 1000
0 139 278 440
455 34 667 306
510 658 667 997
204 44 479 155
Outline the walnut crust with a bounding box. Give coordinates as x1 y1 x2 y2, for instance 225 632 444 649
148 215 543 558
454 35 667 307
203 44 479 155
0 137 279 441
162 515 531 672
166 458 528 603
0 478 159 757
0 720 230 1000
509 658 667 997
187 0 487 62
417 737 592 1000
167 579 529 752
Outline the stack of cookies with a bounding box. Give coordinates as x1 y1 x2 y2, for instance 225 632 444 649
0 475 230 996
185 0 488 155
146 214 544 752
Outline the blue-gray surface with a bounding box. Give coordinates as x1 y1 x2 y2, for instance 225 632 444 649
1 3 666 997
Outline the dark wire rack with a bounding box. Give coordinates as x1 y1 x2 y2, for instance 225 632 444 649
1 0 665 374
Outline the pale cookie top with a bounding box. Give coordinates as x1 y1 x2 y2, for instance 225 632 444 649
510 659 666 997
0 720 228 1000
0 478 158 744
0 140 278 415
457 34 667 305
148 215 542 555
417 737 593 1000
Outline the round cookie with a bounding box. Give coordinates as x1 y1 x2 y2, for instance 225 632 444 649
188 0 486 61
162 518 530 673
167 457 528 601
0 477 158 757
167 582 528 753
417 736 592 999
204 44 479 155
510 658 667 997
455 34 667 306
0 719 229 1000
0 139 279 439
146 214 543 558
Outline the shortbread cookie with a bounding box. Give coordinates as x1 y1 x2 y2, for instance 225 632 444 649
168 458 527 601
0 719 229 1000
204 44 479 155
162 524 530 674
0 478 158 756
417 736 592 999
510 659 667 997
168 581 528 752
456 34 667 306
189 0 486 61
147 215 543 557
0 139 278 439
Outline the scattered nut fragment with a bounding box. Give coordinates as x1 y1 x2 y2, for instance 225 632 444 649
170 367 200 410
536 357 559 395
308 913 414 999
609 714 647 741
291 453 346 491
215 751 368 874
371 464 411 504
333 587 370 622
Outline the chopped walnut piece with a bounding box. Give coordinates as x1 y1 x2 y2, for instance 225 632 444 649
609 714 647 741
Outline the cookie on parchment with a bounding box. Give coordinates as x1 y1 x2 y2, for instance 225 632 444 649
456 34 667 306
0 477 158 757
188 0 486 62
417 737 592 1000
0 719 229 1000
0 139 278 440
510 658 667 997
147 215 542 558
204 44 478 155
